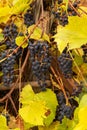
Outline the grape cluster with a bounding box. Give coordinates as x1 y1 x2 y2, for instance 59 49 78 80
81 44 87 63
55 91 77 122
24 9 34 27
3 23 18 39
58 0 63 4
59 12 68 26
0 51 15 87
67 2 79 16
58 52 73 78
53 10 68 26
0 23 22 87
28 41 51 91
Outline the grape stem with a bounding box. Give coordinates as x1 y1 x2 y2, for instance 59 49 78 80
50 66 69 105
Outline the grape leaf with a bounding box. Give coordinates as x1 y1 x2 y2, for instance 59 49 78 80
19 101 47 126
13 128 20 130
15 36 28 48
54 16 87 53
63 0 68 10
28 25 50 42
79 94 87 109
73 106 87 130
36 89 58 126
38 121 59 130
0 33 4 41
0 115 8 130
11 0 33 14
20 84 35 105
19 84 58 127
0 6 11 17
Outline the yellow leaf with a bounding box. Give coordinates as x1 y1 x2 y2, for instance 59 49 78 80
19 101 47 126
73 106 87 130
11 3 29 14
20 84 35 105
0 115 8 130
54 16 87 53
0 6 11 17
28 25 50 42
15 36 28 48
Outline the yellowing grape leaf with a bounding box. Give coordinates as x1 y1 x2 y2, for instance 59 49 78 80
36 89 58 126
73 106 87 130
11 3 29 14
11 0 33 14
63 0 69 10
54 16 87 53
20 84 35 105
13 128 20 130
15 36 28 48
19 84 58 127
38 121 59 130
28 25 50 42
19 101 47 126
79 94 87 109
0 6 11 17
0 33 4 41
0 115 8 130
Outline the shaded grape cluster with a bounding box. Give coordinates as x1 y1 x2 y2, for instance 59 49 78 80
0 51 16 87
28 41 51 91
55 91 78 122
67 2 79 16
0 23 22 87
3 23 18 39
53 10 68 26
59 12 68 26
81 44 87 63
58 52 73 78
24 9 34 27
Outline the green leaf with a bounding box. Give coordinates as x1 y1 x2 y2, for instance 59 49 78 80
54 16 87 53
36 89 58 126
0 115 8 130
79 94 87 109
15 36 28 48
28 25 50 42
19 101 47 126
57 117 76 130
